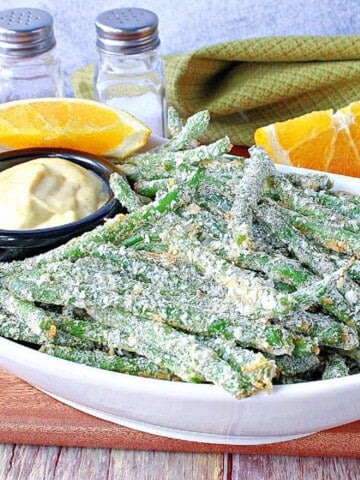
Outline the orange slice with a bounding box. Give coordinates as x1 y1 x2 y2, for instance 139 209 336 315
254 101 360 177
0 98 151 159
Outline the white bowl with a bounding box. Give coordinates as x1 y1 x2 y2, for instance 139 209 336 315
0 157 359 445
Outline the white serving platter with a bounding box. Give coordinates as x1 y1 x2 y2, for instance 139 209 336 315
0 154 359 445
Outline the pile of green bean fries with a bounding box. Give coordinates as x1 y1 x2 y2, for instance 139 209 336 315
0 108 359 399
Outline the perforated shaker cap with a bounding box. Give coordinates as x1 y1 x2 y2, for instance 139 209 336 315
0 8 56 58
95 8 160 55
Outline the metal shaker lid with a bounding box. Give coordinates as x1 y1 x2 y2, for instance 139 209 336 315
95 8 160 55
0 8 56 58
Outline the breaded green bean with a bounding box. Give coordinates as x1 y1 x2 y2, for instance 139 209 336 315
228 146 275 249
40 345 179 380
109 172 143 212
322 353 349 380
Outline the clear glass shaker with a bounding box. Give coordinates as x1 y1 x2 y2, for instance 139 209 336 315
0 7 65 102
94 8 167 137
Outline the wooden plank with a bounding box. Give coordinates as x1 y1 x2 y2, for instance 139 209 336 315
0 444 16 479
1 368 360 457
0 445 224 480
2 445 360 480
1 445 61 480
230 455 360 480
107 451 224 480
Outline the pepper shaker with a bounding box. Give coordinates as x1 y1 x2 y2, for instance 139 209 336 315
0 7 65 103
94 8 167 137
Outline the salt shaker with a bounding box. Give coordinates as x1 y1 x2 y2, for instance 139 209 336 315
94 8 167 137
0 8 65 102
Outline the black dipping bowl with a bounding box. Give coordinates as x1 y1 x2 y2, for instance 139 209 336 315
0 148 123 261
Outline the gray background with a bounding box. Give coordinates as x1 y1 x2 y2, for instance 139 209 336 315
1 0 360 95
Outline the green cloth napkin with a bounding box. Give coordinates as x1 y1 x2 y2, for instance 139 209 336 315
72 35 360 146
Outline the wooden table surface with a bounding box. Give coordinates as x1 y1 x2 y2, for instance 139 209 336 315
1 444 360 479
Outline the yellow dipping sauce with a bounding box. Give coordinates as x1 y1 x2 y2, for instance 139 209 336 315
0 157 109 230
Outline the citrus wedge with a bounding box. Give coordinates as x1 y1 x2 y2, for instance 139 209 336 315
0 98 152 159
254 101 360 178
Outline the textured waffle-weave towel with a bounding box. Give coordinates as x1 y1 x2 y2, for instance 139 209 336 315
72 35 360 145
165 35 360 145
